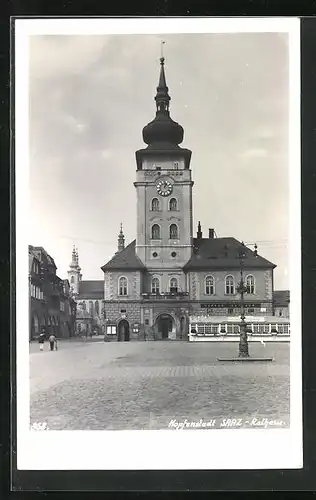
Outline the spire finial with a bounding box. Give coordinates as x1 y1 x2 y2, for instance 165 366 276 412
155 43 170 115
160 40 165 61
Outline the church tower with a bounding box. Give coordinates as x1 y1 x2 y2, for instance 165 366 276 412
115 223 125 255
134 55 194 286
67 246 81 296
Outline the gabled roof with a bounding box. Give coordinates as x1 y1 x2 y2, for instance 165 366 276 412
101 240 145 271
274 290 290 306
29 245 57 270
183 237 276 270
78 280 104 299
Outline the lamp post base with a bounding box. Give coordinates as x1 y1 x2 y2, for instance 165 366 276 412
238 330 249 358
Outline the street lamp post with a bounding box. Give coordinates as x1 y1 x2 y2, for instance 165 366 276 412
237 250 249 358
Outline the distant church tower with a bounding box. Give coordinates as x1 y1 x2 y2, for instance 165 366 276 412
115 223 125 255
134 54 194 270
67 246 81 296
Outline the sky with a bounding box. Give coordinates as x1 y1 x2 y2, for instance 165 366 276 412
28 31 290 289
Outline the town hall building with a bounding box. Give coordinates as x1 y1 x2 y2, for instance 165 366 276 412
92 56 277 342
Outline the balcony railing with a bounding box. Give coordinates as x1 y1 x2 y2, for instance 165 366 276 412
142 292 189 300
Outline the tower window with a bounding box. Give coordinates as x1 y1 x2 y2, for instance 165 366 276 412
171 252 177 257
169 198 178 211
169 277 178 294
169 224 178 239
246 275 255 294
70 276 75 284
151 277 160 294
205 275 215 295
151 198 160 211
174 162 179 170
151 224 161 240
225 275 235 295
118 276 128 296
152 252 158 258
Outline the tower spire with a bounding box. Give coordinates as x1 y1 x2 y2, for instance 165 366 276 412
155 43 171 115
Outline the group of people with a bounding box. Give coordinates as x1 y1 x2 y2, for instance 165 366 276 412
38 329 58 351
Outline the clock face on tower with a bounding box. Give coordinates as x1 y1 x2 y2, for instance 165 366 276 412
156 179 173 197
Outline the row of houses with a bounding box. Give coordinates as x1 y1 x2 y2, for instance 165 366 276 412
29 245 77 340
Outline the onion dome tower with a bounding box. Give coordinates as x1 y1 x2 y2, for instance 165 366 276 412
135 55 192 170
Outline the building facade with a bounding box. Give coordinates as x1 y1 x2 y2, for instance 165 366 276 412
273 290 290 318
29 245 76 340
99 57 277 342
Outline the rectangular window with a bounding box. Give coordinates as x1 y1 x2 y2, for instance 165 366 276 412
253 324 269 334
205 324 219 335
278 324 289 334
106 326 117 335
227 324 239 334
197 325 205 334
228 308 234 315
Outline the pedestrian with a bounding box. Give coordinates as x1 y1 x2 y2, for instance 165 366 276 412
38 332 45 351
49 333 56 351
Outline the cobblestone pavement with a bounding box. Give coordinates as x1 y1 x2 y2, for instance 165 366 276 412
30 341 290 430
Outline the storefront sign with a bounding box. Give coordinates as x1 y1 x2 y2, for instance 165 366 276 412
201 303 258 309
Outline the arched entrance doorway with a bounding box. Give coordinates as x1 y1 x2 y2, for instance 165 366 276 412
155 314 173 340
117 319 130 342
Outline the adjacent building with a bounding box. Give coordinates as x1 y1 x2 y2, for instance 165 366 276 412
67 246 104 334
274 290 290 318
29 245 76 340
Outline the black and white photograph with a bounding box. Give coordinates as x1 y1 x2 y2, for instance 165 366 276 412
15 17 302 470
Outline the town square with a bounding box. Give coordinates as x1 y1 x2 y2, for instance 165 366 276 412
30 339 290 430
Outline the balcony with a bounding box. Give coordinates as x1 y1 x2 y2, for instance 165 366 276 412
142 292 189 301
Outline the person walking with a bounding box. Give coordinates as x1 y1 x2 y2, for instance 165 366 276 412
49 333 56 351
38 332 45 351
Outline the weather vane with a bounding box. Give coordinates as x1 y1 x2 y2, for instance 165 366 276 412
161 40 165 59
